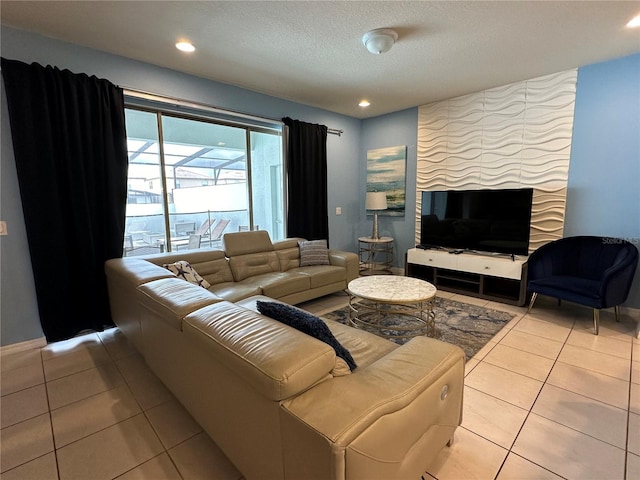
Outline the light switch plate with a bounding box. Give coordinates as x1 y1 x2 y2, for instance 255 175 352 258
0 221 7 236
335 207 342 215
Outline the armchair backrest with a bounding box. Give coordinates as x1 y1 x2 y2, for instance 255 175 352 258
529 236 639 282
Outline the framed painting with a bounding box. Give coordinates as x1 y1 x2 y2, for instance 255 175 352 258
366 145 406 216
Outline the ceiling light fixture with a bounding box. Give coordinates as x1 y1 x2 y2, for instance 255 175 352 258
176 41 195 53
362 28 398 55
627 15 640 28
359 100 371 107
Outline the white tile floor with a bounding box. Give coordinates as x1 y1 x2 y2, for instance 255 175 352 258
1 291 638 480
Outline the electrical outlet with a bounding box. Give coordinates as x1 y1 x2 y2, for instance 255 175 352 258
335 207 342 215
0 221 7 236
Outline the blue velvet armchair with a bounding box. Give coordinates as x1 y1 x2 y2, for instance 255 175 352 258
527 236 638 334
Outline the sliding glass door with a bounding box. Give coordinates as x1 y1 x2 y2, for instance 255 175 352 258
123 107 283 256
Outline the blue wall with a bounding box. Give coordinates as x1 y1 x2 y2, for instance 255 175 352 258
0 26 362 346
360 108 419 270
565 53 640 307
1 25 638 346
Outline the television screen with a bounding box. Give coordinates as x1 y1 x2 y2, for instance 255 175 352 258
420 188 533 256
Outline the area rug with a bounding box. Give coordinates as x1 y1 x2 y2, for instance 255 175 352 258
322 297 516 361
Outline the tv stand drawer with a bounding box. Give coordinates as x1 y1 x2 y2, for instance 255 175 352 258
407 249 457 269
460 255 523 280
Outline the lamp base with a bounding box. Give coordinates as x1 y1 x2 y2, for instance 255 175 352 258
371 212 380 240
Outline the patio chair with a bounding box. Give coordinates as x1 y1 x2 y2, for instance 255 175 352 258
174 222 196 236
187 234 202 250
123 235 134 255
197 218 215 237
210 219 230 240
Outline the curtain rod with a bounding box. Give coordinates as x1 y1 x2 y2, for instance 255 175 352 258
121 87 343 136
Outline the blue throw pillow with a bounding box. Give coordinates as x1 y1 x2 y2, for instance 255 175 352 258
256 301 357 371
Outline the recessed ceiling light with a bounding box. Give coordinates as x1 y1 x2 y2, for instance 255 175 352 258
176 41 195 53
359 100 371 107
627 15 640 28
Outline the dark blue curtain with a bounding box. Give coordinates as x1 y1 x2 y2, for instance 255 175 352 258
1 58 128 342
282 117 328 241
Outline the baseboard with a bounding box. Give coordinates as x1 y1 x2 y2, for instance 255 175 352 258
0 337 47 356
620 306 640 321
620 306 640 339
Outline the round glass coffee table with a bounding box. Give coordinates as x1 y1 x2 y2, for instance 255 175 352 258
347 275 437 339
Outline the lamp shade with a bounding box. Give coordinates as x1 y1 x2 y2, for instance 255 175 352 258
366 191 388 211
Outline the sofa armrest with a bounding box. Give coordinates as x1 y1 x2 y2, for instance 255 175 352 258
280 336 464 479
105 258 176 352
329 250 359 283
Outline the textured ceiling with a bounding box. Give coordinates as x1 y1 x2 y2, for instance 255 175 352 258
2 1 639 118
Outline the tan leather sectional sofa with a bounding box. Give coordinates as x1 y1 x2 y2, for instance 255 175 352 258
105 231 465 480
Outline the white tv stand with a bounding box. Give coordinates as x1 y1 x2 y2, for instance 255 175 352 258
405 248 528 306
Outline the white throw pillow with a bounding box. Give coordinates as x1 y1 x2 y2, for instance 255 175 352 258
163 260 211 289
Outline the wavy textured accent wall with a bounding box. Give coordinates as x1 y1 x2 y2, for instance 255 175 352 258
416 69 577 253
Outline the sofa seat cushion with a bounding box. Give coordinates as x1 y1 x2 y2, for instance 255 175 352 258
238 295 396 372
324 318 397 369
208 282 262 302
183 301 337 400
239 272 312 298
295 265 346 288
138 277 223 330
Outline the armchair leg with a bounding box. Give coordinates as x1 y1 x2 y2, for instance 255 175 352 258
527 292 538 314
593 309 599 335
615 305 621 323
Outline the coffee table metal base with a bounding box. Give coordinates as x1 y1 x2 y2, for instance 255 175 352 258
348 298 436 339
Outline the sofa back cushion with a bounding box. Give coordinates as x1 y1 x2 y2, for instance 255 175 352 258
146 250 234 286
229 252 281 282
197 257 235 286
274 238 304 271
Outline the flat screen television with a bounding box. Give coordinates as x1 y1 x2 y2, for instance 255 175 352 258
420 188 533 256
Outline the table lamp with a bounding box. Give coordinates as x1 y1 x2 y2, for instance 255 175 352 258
366 191 388 239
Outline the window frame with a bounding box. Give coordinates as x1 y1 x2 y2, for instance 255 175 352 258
123 97 285 254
